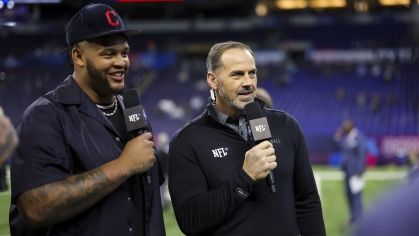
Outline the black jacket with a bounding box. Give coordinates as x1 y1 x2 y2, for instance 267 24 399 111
169 98 325 236
10 76 166 236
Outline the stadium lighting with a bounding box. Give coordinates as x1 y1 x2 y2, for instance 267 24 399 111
379 0 409 5
354 1 368 12
1 22 17 26
309 0 347 8
7 0 15 9
276 0 308 9
255 3 268 17
0 1 3 9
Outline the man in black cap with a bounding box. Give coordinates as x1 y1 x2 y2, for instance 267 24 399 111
9 3 166 236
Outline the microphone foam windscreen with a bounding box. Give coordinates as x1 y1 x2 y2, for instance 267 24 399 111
123 89 142 109
245 102 263 120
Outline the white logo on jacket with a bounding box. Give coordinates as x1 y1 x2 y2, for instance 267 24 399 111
212 147 229 158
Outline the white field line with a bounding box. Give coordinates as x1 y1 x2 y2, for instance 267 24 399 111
313 171 407 181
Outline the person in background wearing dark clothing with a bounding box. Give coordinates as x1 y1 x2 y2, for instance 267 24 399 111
0 106 19 192
334 119 367 225
169 41 325 236
0 106 18 165
9 4 165 236
406 149 419 182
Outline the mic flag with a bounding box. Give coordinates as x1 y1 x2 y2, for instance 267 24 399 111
123 88 152 184
248 117 272 142
245 102 277 194
245 102 272 143
123 105 148 133
122 90 148 134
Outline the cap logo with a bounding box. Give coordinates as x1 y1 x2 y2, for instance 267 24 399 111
105 10 119 27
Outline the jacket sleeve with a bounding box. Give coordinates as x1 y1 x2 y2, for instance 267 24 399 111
11 116 69 204
168 134 255 236
291 117 326 236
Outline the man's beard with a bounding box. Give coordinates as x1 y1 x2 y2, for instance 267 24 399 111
86 58 126 96
217 79 255 110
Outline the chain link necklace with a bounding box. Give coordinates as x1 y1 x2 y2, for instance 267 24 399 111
96 97 118 117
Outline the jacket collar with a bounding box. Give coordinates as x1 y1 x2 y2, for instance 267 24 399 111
53 76 124 136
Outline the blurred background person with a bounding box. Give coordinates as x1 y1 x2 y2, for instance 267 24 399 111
256 87 274 109
0 106 18 192
0 107 18 165
406 149 419 182
334 119 367 225
156 131 171 210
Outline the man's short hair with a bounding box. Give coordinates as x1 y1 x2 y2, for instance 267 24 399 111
206 41 255 74
66 44 77 67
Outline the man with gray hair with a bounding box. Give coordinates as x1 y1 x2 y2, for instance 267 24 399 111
169 41 325 236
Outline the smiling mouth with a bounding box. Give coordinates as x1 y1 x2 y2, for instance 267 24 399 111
108 72 125 81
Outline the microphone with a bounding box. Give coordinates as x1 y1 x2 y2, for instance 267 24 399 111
122 88 152 185
245 102 277 194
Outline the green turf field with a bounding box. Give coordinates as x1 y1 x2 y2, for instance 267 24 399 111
0 165 407 236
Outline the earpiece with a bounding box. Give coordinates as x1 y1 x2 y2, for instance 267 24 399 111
210 89 216 104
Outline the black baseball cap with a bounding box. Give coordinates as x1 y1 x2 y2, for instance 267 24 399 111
66 3 141 47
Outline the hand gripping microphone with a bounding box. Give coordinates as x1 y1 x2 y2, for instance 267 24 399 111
245 102 277 194
122 88 152 185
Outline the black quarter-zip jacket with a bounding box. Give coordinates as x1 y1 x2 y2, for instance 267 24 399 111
169 98 326 236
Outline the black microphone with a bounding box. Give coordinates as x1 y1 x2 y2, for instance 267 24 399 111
245 102 277 194
122 88 152 185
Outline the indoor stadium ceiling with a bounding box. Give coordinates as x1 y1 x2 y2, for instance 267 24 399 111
0 0 415 22
0 0 417 35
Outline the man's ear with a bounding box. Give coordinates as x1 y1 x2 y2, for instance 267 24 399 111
72 47 85 67
207 72 218 90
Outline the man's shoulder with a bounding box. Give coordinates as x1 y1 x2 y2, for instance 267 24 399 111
21 76 78 121
22 94 57 119
19 85 68 127
263 107 287 116
263 107 299 125
171 112 208 143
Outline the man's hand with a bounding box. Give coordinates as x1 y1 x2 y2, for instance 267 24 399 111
118 132 156 176
0 107 18 164
243 141 276 181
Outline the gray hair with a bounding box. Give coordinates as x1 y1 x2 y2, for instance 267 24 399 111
206 41 255 73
